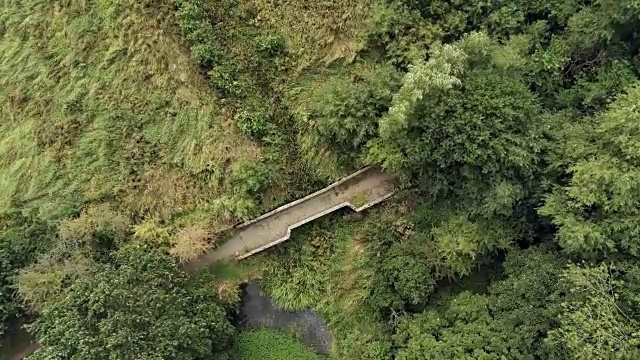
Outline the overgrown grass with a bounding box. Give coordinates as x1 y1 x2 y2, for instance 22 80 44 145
235 329 324 360
0 0 270 226
246 0 376 71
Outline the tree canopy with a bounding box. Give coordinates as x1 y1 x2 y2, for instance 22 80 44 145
27 245 235 360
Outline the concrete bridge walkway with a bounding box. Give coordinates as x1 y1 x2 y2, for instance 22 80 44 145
185 167 394 271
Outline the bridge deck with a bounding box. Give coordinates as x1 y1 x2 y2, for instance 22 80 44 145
184 167 394 271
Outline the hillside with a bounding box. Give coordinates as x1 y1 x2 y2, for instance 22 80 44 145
2 0 640 359
0 1 270 223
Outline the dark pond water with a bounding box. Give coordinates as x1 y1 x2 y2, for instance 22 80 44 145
236 282 332 355
0 323 38 360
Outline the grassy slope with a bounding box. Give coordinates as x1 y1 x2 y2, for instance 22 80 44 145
0 0 263 227
0 0 387 215
248 0 375 71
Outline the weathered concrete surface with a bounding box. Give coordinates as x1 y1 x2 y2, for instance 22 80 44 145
185 167 394 271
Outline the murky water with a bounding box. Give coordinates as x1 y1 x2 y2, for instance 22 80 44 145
236 282 332 355
0 324 38 360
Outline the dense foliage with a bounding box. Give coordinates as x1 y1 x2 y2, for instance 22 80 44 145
393 246 566 359
28 245 235 359
2 0 640 359
235 329 323 360
0 213 55 337
255 0 640 359
540 84 640 256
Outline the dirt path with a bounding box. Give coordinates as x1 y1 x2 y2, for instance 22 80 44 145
185 167 394 271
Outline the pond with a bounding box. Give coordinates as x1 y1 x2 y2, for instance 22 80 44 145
0 323 38 360
235 282 332 355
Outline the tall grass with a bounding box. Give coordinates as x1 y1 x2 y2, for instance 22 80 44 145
247 0 376 70
0 0 266 227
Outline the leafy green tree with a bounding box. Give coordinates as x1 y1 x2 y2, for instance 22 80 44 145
369 241 436 309
556 60 637 115
367 33 546 216
539 83 640 256
403 0 499 41
488 246 567 359
430 214 514 276
28 244 235 360
404 0 580 43
546 262 640 360
0 212 54 336
394 292 508 360
393 246 567 360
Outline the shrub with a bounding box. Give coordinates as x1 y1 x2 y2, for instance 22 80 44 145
0 212 55 335
235 329 323 360
169 224 213 263
234 107 274 140
255 33 286 58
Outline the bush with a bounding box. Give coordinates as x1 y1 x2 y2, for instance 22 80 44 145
174 0 283 100
255 33 286 58
234 107 274 140
235 329 323 360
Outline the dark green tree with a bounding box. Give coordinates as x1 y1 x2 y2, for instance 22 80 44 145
393 246 566 359
369 241 436 309
367 33 546 216
545 262 640 360
28 244 235 360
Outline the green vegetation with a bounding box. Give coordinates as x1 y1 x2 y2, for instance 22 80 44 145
0 212 54 338
0 0 264 224
2 0 640 359
27 244 235 359
235 329 324 360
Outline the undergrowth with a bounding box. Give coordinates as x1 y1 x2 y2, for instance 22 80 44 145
253 209 398 359
235 329 324 360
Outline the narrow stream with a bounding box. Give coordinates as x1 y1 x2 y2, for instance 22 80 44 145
236 282 332 355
